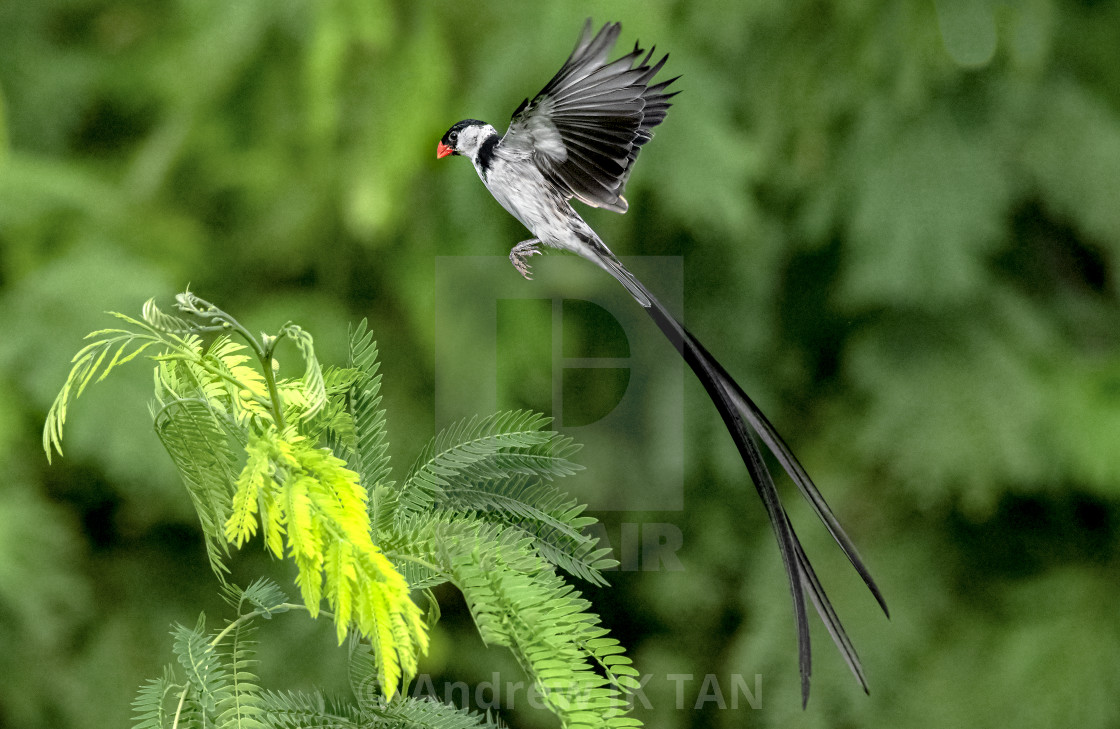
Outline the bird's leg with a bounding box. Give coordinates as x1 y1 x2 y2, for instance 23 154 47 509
510 239 544 280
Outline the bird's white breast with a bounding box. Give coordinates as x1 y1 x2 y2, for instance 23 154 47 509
475 152 586 255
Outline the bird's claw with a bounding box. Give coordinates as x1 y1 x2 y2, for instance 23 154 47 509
510 241 543 280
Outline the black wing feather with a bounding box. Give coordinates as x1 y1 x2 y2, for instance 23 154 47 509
502 20 679 213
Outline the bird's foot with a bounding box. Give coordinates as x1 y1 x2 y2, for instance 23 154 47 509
510 239 543 280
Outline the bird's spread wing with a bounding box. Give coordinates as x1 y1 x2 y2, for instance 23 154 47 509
502 20 679 213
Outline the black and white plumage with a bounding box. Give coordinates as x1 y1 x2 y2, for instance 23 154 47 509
437 19 888 707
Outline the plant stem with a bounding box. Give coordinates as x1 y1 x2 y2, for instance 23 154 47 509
257 330 288 431
176 292 288 430
171 685 188 729
209 603 334 647
387 552 446 578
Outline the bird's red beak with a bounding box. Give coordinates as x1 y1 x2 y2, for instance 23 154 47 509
436 141 454 159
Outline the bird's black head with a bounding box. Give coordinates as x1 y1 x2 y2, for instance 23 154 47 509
436 119 494 160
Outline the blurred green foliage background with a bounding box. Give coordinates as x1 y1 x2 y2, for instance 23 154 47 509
2 0 1120 727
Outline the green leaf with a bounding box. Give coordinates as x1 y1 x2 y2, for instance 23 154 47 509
131 668 177 729
402 410 578 514
239 578 290 618
439 474 613 585
438 523 641 728
259 689 361 729
172 614 226 716
374 695 500 729
42 321 161 461
280 323 327 421
345 319 393 493
154 399 239 577
215 613 266 729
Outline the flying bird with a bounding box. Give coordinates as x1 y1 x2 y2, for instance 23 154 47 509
436 19 888 706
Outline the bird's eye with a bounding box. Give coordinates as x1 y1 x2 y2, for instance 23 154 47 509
448 131 459 144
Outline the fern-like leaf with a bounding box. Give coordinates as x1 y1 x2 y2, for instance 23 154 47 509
235 577 290 618
201 336 272 427
402 411 578 514
438 523 641 729
377 696 502 729
350 640 498 728
346 320 393 492
42 315 165 461
223 427 428 698
225 430 275 549
142 297 195 334
280 323 327 421
260 689 361 729
215 616 266 729
379 512 449 591
154 398 239 578
311 364 361 451
131 668 177 729
172 614 227 716
440 475 615 586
